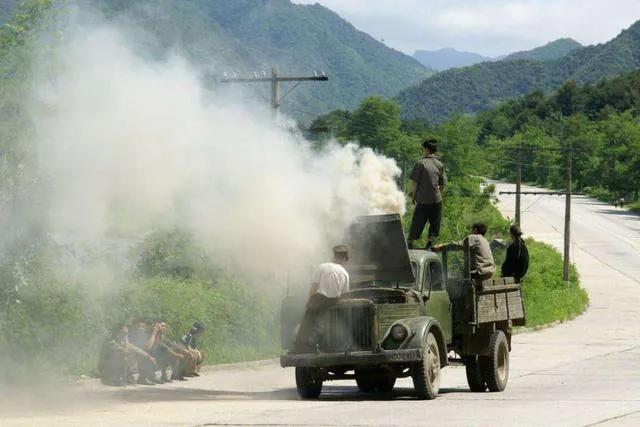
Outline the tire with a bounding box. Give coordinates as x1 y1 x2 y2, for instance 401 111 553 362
479 330 509 392
295 367 323 399
412 331 441 400
464 356 486 392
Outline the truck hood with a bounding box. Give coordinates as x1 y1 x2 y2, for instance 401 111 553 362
345 214 415 284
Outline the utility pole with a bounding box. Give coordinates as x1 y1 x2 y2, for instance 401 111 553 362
220 67 328 120
563 142 572 283
515 140 522 226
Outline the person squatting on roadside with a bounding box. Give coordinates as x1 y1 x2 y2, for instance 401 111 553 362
408 137 447 250
295 245 350 352
433 223 496 282
180 322 206 377
501 225 529 283
128 319 161 385
98 322 155 386
151 322 187 383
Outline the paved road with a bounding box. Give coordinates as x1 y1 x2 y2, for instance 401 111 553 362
2 183 640 426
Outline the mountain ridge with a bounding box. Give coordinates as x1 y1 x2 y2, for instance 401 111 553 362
397 21 640 122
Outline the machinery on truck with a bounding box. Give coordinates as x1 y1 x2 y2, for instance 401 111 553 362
280 214 525 400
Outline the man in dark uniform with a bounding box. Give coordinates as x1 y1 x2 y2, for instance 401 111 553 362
501 225 529 283
408 138 447 250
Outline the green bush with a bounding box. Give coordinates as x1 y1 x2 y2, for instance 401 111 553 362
521 240 588 327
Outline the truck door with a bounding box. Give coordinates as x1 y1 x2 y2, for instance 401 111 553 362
424 260 452 343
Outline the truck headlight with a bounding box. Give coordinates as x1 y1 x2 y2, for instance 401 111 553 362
390 324 408 341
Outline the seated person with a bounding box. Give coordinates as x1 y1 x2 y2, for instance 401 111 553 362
98 322 155 386
128 319 160 385
180 322 205 377
151 322 185 383
98 323 129 386
433 223 496 282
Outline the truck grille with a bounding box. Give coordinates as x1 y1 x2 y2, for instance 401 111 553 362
324 303 374 352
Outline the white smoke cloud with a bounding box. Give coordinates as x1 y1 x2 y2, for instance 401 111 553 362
31 26 406 276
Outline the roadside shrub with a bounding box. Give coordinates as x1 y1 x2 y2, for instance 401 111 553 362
521 240 588 327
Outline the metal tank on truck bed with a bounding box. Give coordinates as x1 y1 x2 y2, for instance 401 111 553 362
280 214 525 399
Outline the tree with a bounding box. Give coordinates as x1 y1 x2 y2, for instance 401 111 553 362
347 96 402 152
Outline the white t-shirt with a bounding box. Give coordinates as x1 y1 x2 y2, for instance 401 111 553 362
311 262 350 298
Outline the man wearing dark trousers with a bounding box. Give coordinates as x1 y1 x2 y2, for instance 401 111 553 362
408 138 447 250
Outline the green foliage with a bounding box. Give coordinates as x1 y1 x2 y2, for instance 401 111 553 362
503 38 583 62
346 96 402 152
477 71 640 202
398 20 640 123
521 240 588 327
135 229 220 280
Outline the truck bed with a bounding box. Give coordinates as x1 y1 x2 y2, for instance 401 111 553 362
448 277 526 329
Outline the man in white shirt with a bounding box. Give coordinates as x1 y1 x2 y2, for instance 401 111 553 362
295 245 350 352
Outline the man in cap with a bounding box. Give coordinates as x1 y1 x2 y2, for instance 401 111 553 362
295 245 350 352
408 137 447 250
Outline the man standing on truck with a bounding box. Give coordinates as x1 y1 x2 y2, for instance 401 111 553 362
295 245 350 352
434 223 496 282
408 137 447 250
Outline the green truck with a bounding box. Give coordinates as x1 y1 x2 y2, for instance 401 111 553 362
280 214 525 400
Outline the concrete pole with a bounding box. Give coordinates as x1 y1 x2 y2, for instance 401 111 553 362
270 67 280 120
563 143 572 283
515 142 522 226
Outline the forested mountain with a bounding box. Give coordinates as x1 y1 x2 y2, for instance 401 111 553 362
397 21 640 122
413 48 490 71
89 0 430 118
503 38 582 62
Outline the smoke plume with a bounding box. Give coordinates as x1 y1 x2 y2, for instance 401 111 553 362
32 25 406 276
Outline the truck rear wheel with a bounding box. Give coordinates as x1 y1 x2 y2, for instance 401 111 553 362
295 367 323 399
412 332 440 400
480 330 509 392
464 356 487 392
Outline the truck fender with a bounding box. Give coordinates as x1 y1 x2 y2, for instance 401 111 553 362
402 316 448 367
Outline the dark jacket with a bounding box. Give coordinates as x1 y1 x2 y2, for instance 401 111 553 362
501 238 529 282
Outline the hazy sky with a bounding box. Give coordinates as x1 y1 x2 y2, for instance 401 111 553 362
294 0 640 57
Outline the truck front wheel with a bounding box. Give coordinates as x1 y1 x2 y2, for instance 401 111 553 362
479 330 509 392
295 367 323 399
412 332 441 400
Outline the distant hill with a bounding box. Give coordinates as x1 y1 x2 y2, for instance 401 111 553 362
503 38 583 62
91 0 430 119
413 48 490 71
397 21 640 122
